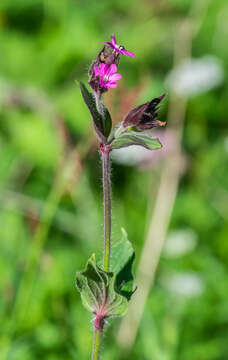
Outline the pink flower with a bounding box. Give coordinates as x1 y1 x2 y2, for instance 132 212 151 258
94 63 122 90
104 33 135 58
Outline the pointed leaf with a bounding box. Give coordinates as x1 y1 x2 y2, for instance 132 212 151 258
112 130 162 150
77 81 112 140
110 228 134 274
106 276 128 316
75 254 106 312
111 229 135 301
102 105 112 138
115 253 135 301
75 254 128 317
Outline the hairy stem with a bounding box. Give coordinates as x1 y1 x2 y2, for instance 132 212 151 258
92 330 102 360
101 150 111 272
91 147 111 359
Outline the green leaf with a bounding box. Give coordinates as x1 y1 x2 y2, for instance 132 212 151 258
105 275 128 317
110 228 134 274
111 130 162 150
75 254 128 317
77 81 112 140
102 105 112 138
111 229 136 301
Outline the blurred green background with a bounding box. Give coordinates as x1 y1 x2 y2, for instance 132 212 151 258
0 0 228 359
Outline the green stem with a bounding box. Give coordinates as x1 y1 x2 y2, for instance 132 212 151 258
101 150 111 272
92 330 102 360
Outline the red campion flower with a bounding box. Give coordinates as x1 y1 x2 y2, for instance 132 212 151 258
93 63 122 90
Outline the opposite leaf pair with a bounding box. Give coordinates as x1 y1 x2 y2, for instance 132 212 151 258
78 80 165 152
75 230 135 330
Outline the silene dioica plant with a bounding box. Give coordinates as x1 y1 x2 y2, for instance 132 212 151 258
75 33 166 360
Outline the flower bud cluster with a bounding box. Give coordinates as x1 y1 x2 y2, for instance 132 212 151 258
80 33 166 150
89 33 134 94
88 33 166 134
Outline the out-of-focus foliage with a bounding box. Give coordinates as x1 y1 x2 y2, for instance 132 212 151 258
0 0 227 359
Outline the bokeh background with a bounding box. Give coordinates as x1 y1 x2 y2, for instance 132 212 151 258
0 0 228 359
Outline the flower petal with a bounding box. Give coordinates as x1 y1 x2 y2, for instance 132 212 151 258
103 41 115 50
121 49 135 58
100 63 109 76
109 83 117 88
110 73 122 81
111 33 117 47
94 66 100 76
108 64 117 75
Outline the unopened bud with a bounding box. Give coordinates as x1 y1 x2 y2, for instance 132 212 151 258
122 94 166 130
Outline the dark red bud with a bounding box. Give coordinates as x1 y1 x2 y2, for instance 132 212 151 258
123 94 166 130
123 103 149 127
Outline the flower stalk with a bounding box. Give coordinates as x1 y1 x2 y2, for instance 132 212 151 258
91 144 112 359
92 329 102 360
101 146 111 272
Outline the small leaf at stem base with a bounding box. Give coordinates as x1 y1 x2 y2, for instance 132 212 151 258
75 254 128 318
